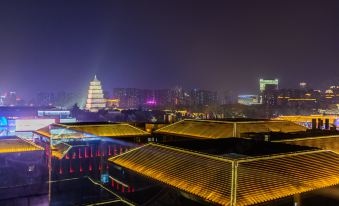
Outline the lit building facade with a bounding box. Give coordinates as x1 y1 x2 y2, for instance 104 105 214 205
85 75 106 112
106 98 120 109
259 79 279 92
259 79 279 105
113 88 147 109
0 92 19 106
238 95 261 105
188 89 218 106
112 87 219 110
324 86 339 104
299 82 307 89
36 92 56 106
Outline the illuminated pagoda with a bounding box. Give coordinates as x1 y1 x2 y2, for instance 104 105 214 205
85 75 106 112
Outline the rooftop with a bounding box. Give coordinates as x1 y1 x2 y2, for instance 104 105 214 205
109 143 339 206
0 136 44 153
35 122 150 139
154 119 307 139
162 138 315 157
51 142 72 159
59 122 118 126
273 134 339 154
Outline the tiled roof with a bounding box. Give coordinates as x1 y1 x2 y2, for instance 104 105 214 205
63 123 149 137
110 143 233 205
35 123 149 139
110 143 339 206
274 135 339 154
154 119 306 139
0 136 44 153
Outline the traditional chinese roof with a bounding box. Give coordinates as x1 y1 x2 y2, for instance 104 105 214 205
110 143 339 206
35 122 149 139
155 119 307 139
51 142 72 159
274 135 339 154
0 136 44 153
60 123 149 137
110 143 233 205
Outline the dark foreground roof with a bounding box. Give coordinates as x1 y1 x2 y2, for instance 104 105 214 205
162 138 315 157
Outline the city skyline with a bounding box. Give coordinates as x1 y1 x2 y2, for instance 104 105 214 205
0 0 338 97
1 75 338 100
1 75 338 107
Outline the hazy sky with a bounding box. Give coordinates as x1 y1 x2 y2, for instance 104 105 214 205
0 0 338 98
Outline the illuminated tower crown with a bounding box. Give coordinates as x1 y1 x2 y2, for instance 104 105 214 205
85 75 106 112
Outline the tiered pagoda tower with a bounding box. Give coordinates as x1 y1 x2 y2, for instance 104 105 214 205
85 75 106 112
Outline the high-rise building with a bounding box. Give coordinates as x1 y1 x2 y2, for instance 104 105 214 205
259 79 279 92
0 95 5 106
36 92 56 106
259 79 279 105
153 89 175 108
218 90 236 105
112 87 218 109
113 88 141 109
85 75 106 112
1 92 18 106
112 88 155 109
189 89 218 106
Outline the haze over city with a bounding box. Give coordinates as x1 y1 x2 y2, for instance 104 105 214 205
0 0 339 98
0 1 339 206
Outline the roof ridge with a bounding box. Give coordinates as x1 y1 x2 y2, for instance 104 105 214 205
110 142 234 163
109 144 149 160
236 149 328 163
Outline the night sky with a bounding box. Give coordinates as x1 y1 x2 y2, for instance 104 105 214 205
0 0 338 98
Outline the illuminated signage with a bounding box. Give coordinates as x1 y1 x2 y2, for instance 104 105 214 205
38 110 70 117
